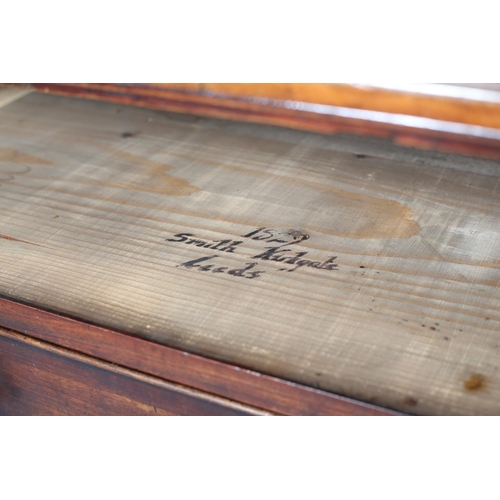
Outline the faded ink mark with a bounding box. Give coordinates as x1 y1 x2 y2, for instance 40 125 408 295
0 164 30 182
464 374 486 391
0 148 50 183
0 148 52 165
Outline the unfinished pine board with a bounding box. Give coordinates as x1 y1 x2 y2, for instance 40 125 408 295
1 92 500 415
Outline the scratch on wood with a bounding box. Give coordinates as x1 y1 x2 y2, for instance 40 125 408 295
0 233 47 247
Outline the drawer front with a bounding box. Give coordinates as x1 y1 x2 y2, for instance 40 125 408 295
0 329 265 416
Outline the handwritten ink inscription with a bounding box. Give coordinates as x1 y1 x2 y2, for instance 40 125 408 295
167 227 338 280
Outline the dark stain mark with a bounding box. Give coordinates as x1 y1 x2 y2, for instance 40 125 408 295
53 215 59 219
485 317 490 321
288 229 309 241
430 326 436 331
355 154 367 159
359 265 365 269
435 323 439 326
464 374 485 391
315 372 322 377
444 336 449 341
121 132 135 138
402 396 418 407
0 232 46 247
422 324 425 327
402 319 408 322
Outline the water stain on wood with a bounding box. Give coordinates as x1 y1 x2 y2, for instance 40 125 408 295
116 151 199 196
166 151 421 239
303 179 421 239
0 148 52 165
464 374 485 391
0 139 198 197
72 150 200 196
1 133 419 239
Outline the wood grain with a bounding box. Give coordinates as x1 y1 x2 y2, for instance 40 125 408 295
8 83 500 160
0 327 264 416
1 92 500 415
0 297 397 416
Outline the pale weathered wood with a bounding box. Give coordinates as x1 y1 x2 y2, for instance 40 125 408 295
1 92 500 415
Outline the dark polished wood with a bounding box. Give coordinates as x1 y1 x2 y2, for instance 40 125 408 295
0 297 400 415
0 328 263 416
8 83 500 160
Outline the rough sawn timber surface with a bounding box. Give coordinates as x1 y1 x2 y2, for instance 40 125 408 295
0 93 500 415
